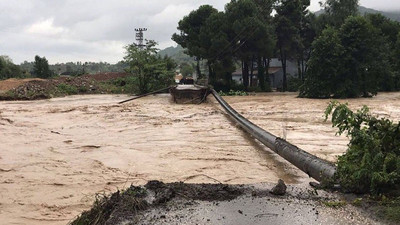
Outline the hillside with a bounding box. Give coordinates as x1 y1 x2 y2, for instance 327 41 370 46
158 45 195 65
315 6 400 22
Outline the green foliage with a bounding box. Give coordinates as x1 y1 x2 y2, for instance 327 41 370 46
301 16 387 98
322 0 359 27
180 62 194 77
99 76 136 94
33 55 53 78
325 102 400 195
124 40 175 94
218 89 248 96
287 77 302 92
173 1 276 90
0 56 24 80
300 27 344 98
274 0 310 91
55 84 79 95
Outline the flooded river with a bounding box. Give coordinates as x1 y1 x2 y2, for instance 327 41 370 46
0 92 399 224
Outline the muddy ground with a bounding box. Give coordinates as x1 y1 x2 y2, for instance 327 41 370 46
72 181 383 225
0 92 399 224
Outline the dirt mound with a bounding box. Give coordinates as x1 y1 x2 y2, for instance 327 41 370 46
70 181 243 225
0 72 130 100
0 78 45 93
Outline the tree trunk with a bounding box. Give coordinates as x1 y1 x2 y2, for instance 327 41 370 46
280 49 287 92
264 57 271 90
297 60 302 80
208 62 215 85
196 59 202 79
242 60 249 88
250 56 255 87
257 57 265 90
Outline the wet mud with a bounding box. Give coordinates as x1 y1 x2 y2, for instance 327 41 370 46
1 92 399 224
72 181 383 225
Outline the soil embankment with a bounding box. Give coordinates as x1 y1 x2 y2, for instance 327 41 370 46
0 72 129 100
0 92 399 224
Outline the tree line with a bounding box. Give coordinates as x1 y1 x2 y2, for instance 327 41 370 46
173 0 400 98
0 55 128 80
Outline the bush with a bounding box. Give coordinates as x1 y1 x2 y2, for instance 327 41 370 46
218 89 248 96
55 84 78 95
287 77 302 92
325 101 400 195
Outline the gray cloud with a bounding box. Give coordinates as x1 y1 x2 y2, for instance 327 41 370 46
0 0 397 64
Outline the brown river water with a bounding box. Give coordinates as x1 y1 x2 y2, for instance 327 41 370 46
0 92 399 224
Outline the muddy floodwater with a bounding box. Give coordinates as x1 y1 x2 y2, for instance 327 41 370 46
0 92 399 224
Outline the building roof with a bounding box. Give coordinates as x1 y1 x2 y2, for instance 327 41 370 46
268 67 281 74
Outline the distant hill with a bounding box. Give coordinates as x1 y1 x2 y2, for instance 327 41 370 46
315 6 400 22
158 45 195 65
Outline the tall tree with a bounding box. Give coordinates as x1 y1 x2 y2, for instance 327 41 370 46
0 56 23 80
254 0 276 91
296 12 316 81
366 13 400 91
339 16 379 97
300 27 344 98
322 0 359 27
200 11 235 86
124 40 175 94
394 32 400 90
33 55 52 78
274 0 310 91
226 0 275 89
172 5 218 82
301 16 383 98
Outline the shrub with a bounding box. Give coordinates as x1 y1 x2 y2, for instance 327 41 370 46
325 101 400 195
56 84 78 95
218 89 248 96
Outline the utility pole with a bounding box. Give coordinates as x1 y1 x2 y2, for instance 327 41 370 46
135 28 147 49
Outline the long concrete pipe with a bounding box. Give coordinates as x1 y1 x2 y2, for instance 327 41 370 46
211 89 336 183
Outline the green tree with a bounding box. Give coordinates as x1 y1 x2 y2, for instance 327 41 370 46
322 0 359 27
274 0 310 92
338 16 380 97
300 27 344 98
366 13 400 91
201 10 235 87
33 55 52 78
296 12 316 81
180 62 194 77
0 56 23 80
394 32 400 90
172 5 218 81
124 40 176 94
225 0 275 90
301 16 385 98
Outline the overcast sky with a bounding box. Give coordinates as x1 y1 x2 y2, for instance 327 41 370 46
1 0 399 64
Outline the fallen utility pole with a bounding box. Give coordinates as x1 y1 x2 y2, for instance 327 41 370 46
118 86 174 104
211 89 336 183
